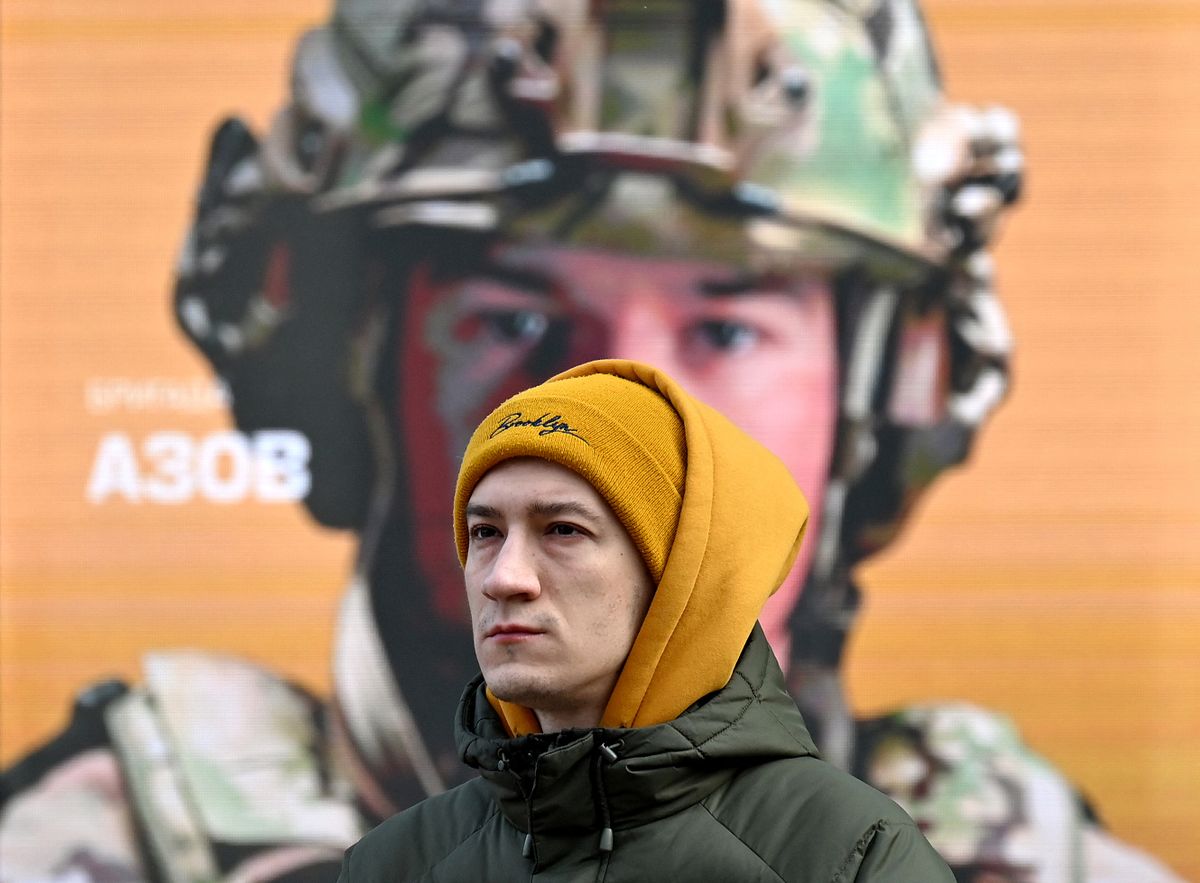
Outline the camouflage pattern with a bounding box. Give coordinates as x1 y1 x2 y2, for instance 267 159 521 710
320 0 942 255
108 653 360 880
855 703 1186 883
1 656 359 883
297 0 947 277
859 704 1079 881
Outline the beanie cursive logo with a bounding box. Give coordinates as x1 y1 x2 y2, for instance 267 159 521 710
490 412 590 445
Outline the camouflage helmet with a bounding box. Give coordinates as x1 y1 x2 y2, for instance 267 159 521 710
180 0 1021 701
173 0 1023 793
289 0 949 279
271 0 1017 556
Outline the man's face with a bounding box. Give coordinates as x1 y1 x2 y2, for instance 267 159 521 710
405 245 838 661
463 457 655 731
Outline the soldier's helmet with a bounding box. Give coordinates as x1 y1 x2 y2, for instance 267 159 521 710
177 0 1022 688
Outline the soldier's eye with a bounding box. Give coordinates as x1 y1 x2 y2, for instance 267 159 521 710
690 319 761 353
480 309 549 344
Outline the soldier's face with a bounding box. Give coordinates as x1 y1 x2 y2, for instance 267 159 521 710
401 246 837 662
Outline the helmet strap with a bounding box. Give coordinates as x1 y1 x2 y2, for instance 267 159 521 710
790 280 900 768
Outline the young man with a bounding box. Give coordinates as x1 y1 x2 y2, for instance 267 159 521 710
0 1 1185 880
338 358 953 881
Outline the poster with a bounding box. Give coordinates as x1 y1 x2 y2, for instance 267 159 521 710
1 1 1197 878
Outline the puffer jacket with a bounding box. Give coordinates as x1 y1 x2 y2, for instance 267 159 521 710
336 625 952 882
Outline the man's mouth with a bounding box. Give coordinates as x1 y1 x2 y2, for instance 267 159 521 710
484 623 544 643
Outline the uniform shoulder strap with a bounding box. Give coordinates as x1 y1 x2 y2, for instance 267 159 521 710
0 678 128 806
107 651 363 882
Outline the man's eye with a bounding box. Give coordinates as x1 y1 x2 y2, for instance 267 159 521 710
548 523 581 537
480 309 549 344
690 319 760 352
469 525 500 541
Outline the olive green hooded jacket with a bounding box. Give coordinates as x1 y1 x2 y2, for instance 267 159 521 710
336 625 952 882
337 361 952 880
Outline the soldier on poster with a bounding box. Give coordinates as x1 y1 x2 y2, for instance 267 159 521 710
0 1 1185 881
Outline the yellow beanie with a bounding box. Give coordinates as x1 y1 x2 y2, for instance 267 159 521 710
454 372 686 583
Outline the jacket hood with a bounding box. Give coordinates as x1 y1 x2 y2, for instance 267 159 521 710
458 625 820 845
486 359 809 734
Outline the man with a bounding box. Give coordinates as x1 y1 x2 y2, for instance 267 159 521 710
338 358 954 881
0 0 1185 880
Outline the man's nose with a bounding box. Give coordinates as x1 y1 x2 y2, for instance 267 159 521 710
481 532 541 602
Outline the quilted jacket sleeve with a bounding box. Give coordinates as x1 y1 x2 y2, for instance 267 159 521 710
836 819 955 883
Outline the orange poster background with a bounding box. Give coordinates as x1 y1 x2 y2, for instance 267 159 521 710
1 1 1198 877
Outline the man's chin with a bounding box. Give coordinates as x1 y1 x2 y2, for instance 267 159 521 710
484 667 557 709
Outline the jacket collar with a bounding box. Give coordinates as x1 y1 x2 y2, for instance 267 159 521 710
455 626 819 865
